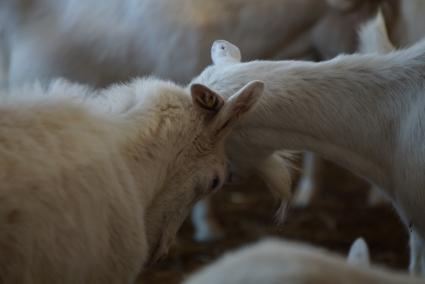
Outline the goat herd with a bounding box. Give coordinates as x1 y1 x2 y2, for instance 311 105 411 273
1 0 425 283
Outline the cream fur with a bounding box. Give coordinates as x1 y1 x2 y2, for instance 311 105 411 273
0 77 263 283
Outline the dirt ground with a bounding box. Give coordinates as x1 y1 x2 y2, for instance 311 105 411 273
138 158 409 283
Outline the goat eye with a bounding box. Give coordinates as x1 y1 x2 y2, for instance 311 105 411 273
211 176 220 190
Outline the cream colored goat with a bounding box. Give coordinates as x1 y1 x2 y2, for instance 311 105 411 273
0 77 263 283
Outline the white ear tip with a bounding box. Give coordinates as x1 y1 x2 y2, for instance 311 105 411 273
211 40 235 52
211 40 242 64
352 238 368 250
347 237 370 266
212 39 230 47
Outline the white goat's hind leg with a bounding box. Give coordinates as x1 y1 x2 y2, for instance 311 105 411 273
409 230 425 276
292 152 320 208
191 198 223 242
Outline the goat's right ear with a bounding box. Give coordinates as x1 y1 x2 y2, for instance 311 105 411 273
191 83 225 114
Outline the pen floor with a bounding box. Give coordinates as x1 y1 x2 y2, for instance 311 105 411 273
139 159 408 284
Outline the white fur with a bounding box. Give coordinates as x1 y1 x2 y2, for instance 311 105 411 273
0 77 263 283
359 10 395 54
184 238 424 284
293 8 398 209
191 32 425 275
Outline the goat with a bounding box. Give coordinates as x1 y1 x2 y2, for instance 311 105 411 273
191 20 425 274
184 238 424 284
0 77 263 283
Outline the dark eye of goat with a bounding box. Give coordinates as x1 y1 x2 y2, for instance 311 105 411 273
211 176 220 190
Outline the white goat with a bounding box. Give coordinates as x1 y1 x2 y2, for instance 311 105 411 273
191 19 425 274
0 77 263 283
294 9 396 208
295 0 425 208
184 238 425 284
292 1 401 208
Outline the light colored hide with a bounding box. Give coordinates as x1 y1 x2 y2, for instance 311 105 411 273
184 238 423 284
295 0 425 208
292 0 400 208
362 11 425 274
0 77 263 283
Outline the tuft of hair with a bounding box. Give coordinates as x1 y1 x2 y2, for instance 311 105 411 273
255 151 299 224
274 201 289 224
358 9 395 54
347 237 370 267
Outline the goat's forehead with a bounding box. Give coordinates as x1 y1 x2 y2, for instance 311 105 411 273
175 128 221 158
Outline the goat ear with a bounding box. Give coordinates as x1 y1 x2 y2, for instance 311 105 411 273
346 237 370 267
191 84 225 114
213 80 264 137
211 40 242 65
